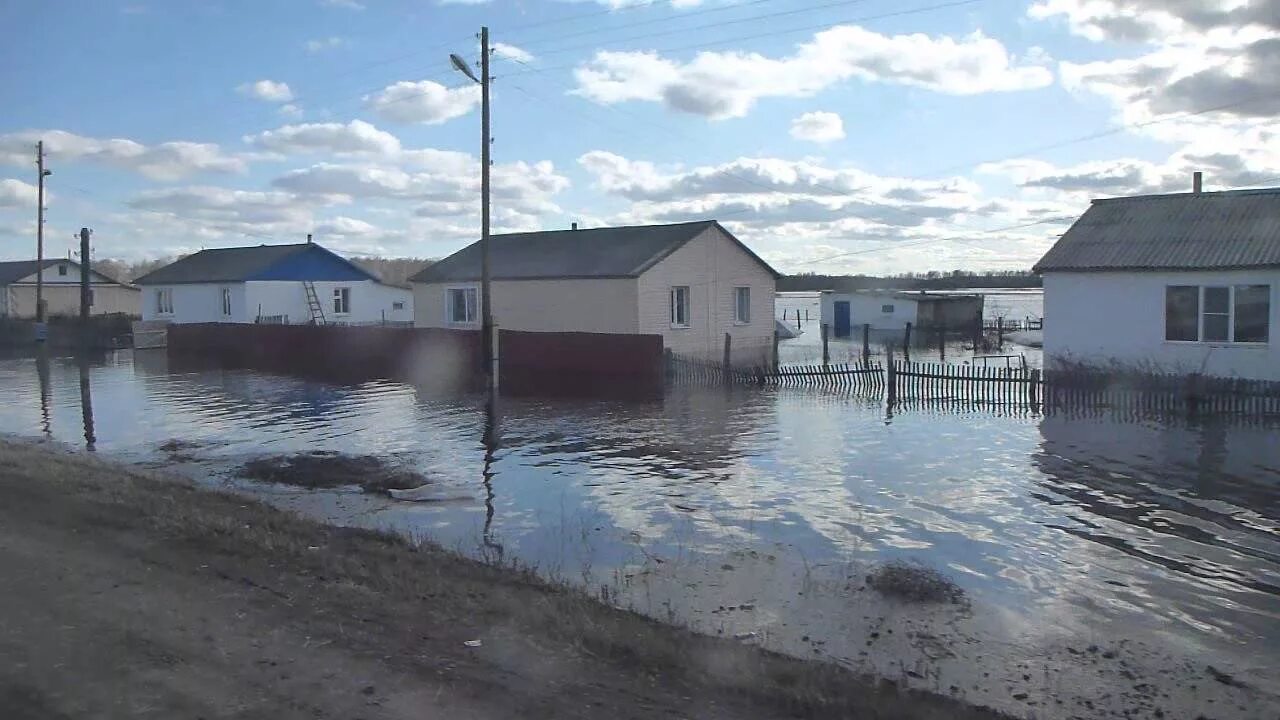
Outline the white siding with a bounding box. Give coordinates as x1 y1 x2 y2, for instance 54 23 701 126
141 283 247 323
414 278 638 333
4 285 140 317
636 226 776 365
1043 270 1280 381
819 291 919 333
141 280 410 324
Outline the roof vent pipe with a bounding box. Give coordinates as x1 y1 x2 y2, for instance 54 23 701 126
307 233 313 243
1193 171 1203 194
571 222 578 230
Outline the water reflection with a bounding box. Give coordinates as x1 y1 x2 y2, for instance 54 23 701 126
78 355 95 450
35 347 51 439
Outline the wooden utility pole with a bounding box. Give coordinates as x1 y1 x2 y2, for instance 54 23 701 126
35 141 50 326
479 26 493 377
79 228 91 323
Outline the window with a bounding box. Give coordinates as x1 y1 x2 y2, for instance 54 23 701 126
333 287 351 314
733 287 751 324
392 301 405 311
670 286 690 327
221 287 232 316
1165 285 1270 343
447 287 477 323
155 288 173 315
881 304 895 314
58 264 67 276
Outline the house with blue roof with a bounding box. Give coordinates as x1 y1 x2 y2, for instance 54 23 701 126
134 240 413 326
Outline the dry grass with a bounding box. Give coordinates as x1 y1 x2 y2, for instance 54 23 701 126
238 451 427 493
867 560 967 606
0 440 1007 720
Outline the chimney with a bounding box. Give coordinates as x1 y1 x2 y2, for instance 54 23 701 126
307 233 313 244
1193 171 1203 194
571 222 578 230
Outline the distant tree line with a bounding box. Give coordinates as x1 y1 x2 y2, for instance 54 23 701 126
779 270 1041 292
90 255 435 286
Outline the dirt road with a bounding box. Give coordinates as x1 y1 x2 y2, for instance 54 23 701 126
0 440 1007 719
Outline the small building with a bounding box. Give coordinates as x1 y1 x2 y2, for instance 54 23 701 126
0 259 139 318
411 220 779 366
819 290 983 337
134 241 413 325
1034 186 1279 380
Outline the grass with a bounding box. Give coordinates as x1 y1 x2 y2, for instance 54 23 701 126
0 439 1008 719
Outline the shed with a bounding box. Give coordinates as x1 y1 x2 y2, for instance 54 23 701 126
1034 185 1280 380
411 220 779 366
819 290 983 336
0 259 139 318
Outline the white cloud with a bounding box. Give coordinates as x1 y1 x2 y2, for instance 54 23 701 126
128 186 316 236
320 0 364 9
246 120 402 156
364 80 481 124
278 104 304 119
493 42 535 63
789 111 845 143
305 36 347 53
0 179 39 208
237 79 294 103
573 26 1053 119
1028 0 1279 43
0 129 246 181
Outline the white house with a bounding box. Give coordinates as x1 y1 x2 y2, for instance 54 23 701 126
0 259 139 318
1034 186 1279 381
134 241 413 325
411 220 779 366
819 290 984 337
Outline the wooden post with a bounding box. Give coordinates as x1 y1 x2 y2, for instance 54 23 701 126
862 323 870 365
723 332 732 383
938 320 946 363
973 309 983 352
772 330 780 372
795 308 801 328
1029 368 1041 411
997 316 1004 349
821 323 830 369
903 321 912 362
886 345 897 409
78 227 91 348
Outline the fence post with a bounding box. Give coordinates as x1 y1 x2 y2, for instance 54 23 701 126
796 308 802 329
862 323 870 365
772 330 780 372
997 316 1004 349
938 320 946 362
886 346 897 408
1029 368 1041 411
723 332 732 383
821 323 830 369
903 321 912 362
972 309 983 351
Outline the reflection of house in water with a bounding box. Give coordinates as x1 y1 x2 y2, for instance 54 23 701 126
1032 414 1280 606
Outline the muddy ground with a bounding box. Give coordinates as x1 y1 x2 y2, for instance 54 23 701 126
0 439 1010 720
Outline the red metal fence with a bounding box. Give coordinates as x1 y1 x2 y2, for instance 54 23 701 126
499 329 664 399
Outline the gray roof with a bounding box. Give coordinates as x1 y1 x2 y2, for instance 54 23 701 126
1034 188 1280 272
0 259 129 286
410 220 779 283
134 244 311 285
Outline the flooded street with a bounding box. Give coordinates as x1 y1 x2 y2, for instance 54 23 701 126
3 349 1278 719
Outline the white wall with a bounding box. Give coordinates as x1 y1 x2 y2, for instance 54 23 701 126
819 292 919 334
414 278 639 333
1043 270 1280 380
636 226 776 366
141 280 410 324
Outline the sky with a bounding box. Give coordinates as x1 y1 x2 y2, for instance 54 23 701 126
2 0 1278 275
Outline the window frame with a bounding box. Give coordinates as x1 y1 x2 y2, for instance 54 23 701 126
881 304 895 314
155 288 173 315
670 286 691 329
332 286 351 315
1164 284 1271 345
392 301 405 311
57 264 67 277
733 286 751 325
445 286 478 325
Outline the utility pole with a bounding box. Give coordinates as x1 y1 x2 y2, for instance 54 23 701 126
79 228 91 323
479 26 493 378
35 141 51 328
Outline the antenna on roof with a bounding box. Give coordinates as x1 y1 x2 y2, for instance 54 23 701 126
307 233 313 244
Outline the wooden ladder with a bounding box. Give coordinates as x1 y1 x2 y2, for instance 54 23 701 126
303 281 326 325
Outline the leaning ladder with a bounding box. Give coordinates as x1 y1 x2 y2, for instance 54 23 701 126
303 281 326 325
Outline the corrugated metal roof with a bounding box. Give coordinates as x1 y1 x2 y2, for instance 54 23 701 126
410 220 779 283
1034 188 1280 272
133 243 377 285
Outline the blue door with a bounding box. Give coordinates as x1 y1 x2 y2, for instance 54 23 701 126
833 301 851 337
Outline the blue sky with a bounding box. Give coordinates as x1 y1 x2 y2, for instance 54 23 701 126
2 0 1277 273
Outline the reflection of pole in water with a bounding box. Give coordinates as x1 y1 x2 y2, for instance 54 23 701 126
78 357 95 450
35 347 51 438
480 385 502 557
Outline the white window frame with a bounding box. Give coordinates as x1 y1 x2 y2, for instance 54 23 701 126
445 286 478 325
733 286 751 325
220 287 232 317
155 288 173 315
670 286 691 328
332 286 351 315
392 301 405 311
1164 284 1271 345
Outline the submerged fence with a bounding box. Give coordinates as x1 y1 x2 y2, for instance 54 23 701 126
668 352 1280 417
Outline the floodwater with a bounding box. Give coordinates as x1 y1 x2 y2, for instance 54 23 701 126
2 349 1278 719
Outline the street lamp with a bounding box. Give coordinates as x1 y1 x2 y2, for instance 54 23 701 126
450 28 493 378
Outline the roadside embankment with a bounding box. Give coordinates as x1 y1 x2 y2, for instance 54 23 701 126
0 439 1008 720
